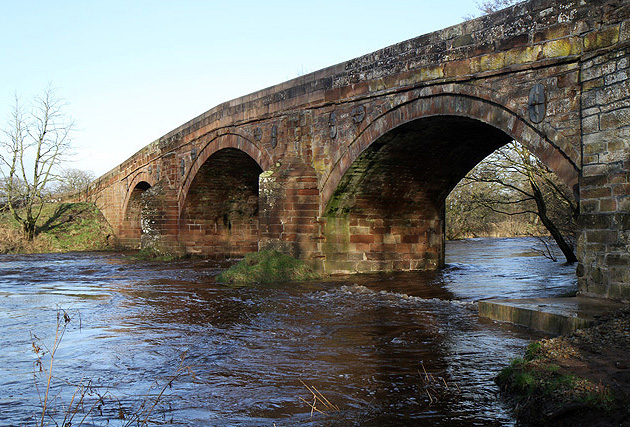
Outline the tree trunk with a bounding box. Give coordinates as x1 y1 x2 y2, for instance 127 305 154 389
530 182 578 264
23 218 36 241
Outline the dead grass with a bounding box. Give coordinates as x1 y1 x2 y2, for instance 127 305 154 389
496 309 630 425
418 362 461 405
299 380 340 417
30 309 193 426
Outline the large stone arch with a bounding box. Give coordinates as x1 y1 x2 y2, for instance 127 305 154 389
177 134 269 256
318 88 580 273
321 88 580 210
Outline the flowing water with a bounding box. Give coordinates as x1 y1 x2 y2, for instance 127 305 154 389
0 237 576 426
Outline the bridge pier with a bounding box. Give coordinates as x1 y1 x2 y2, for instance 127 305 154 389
577 44 630 301
258 156 321 263
318 211 445 274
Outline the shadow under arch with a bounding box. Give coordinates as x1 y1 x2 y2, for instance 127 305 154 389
177 133 273 214
319 92 580 274
122 171 155 217
320 92 580 210
178 145 264 257
121 177 153 249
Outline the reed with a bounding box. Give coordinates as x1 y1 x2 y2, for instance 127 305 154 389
418 361 461 405
299 380 340 417
30 309 193 426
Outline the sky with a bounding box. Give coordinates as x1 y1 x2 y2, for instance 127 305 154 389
1 1 482 177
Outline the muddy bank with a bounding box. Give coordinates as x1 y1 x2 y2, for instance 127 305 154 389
496 307 630 426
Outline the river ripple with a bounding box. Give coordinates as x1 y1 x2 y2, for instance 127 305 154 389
0 237 576 426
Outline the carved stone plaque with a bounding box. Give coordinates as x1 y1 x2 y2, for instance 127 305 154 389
329 112 337 139
528 83 546 124
254 127 262 141
351 105 365 123
270 125 278 149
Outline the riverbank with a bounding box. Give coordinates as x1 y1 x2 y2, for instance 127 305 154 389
496 307 630 426
0 202 115 253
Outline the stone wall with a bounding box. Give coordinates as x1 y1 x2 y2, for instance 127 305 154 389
579 29 630 300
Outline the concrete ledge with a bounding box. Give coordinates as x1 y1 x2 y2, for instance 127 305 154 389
478 297 626 335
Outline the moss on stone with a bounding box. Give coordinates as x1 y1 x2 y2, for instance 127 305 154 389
541 38 580 59
584 26 620 52
216 250 320 285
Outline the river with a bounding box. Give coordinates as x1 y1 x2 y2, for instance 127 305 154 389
0 237 576 426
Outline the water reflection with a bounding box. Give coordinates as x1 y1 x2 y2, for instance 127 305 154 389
0 238 575 426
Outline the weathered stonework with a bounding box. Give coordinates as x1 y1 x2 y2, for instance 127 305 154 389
88 0 630 300
578 38 630 301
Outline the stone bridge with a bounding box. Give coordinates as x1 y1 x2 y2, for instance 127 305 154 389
90 0 630 300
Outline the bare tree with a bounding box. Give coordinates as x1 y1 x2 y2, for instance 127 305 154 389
464 0 521 20
54 168 95 200
476 0 520 14
455 141 578 263
0 88 74 240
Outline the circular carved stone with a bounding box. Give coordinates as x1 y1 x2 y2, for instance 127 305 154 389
351 105 365 124
329 112 337 139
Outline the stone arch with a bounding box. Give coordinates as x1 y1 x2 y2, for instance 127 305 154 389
177 133 273 213
318 89 580 273
120 174 154 249
321 89 579 210
178 139 266 257
122 171 155 217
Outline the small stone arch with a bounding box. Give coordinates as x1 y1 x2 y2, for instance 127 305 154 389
122 171 155 217
177 133 273 214
120 173 154 249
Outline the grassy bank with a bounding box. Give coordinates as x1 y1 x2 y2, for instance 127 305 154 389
0 202 115 253
496 308 630 425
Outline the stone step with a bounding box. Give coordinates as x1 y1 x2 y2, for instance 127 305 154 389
478 297 626 335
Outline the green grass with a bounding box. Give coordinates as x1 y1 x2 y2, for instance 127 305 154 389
128 247 179 262
524 341 542 360
0 202 115 253
216 250 320 285
496 351 618 413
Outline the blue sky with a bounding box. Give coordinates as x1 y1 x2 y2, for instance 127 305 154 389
1 1 482 176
